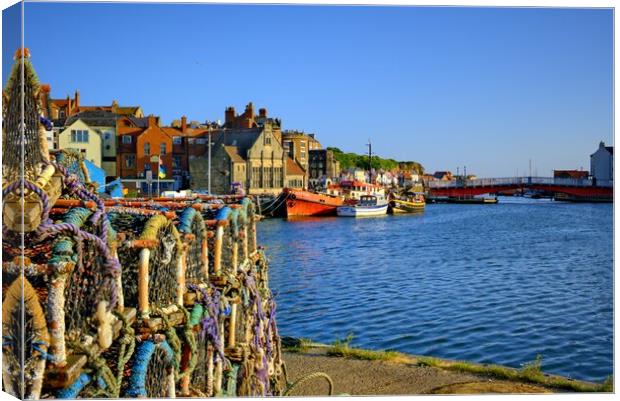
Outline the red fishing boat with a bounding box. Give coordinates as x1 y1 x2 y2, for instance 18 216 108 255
283 188 346 217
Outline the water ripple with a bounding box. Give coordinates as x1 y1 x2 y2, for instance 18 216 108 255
260 199 613 382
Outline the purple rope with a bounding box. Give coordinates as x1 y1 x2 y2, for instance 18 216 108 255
188 283 227 365
49 160 109 241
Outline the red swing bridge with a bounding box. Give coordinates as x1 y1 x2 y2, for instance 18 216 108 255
427 177 613 202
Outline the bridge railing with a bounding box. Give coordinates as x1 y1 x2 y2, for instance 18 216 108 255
427 177 613 188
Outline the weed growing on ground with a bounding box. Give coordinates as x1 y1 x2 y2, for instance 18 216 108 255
326 333 403 362
416 356 609 392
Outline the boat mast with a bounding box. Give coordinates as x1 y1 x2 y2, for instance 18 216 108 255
366 139 372 184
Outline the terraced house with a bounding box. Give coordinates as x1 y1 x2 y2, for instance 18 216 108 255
116 114 175 194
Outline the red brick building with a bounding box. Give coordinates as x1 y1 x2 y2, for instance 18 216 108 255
116 114 175 194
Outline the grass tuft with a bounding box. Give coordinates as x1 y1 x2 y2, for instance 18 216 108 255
416 356 610 393
326 333 405 362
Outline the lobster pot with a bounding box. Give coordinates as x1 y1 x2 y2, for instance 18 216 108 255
109 212 181 310
246 200 258 255
2 278 50 400
54 150 88 184
221 218 237 275
177 208 208 283
2 231 51 303
58 208 117 339
124 340 176 398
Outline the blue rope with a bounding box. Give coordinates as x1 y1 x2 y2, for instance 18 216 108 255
178 207 198 233
56 373 91 399
215 206 231 221
125 340 175 397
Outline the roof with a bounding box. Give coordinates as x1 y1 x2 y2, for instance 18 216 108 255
65 110 118 127
116 106 141 116
224 146 245 163
286 157 305 176
433 171 451 178
212 128 263 159
50 99 68 106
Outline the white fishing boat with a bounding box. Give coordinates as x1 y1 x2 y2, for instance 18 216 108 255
337 194 388 217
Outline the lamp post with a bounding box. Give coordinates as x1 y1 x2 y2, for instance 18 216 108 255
208 127 212 194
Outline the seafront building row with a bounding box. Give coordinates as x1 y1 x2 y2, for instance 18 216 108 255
41 87 343 196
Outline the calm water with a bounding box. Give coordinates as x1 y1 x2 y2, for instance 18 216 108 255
258 197 613 382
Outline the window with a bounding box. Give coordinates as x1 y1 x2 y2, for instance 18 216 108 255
104 133 110 140
160 143 166 155
173 136 182 145
300 141 306 148
196 138 206 145
125 154 135 168
188 138 196 145
70 129 89 143
173 155 182 169
144 163 151 171
264 135 271 145
252 167 261 188
144 142 150 155
122 135 132 144
59 110 65 118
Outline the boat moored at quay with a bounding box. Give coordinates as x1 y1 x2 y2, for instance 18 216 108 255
283 187 348 217
337 194 389 217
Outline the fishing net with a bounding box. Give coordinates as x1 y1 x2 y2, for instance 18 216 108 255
108 212 150 308
54 150 87 185
2 56 46 183
51 208 115 339
148 221 181 307
177 208 207 283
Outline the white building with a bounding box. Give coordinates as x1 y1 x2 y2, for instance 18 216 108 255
590 141 613 182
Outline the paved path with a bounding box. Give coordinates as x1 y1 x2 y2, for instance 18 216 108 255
282 352 552 396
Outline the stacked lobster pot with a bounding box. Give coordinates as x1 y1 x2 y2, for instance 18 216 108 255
2 49 285 399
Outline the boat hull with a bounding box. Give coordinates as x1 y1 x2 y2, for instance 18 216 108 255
337 204 388 217
390 199 425 213
284 188 345 217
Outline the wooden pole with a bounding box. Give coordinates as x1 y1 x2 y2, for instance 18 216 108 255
243 226 249 261
138 249 151 318
251 218 258 254
228 303 237 348
177 246 187 305
202 238 209 279
213 223 224 275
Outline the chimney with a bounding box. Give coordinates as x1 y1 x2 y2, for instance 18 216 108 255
259 108 267 118
148 114 157 127
225 106 235 126
111 100 118 113
75 90 80 108
245 102 254 118
66 95 72 115
181 116 187 132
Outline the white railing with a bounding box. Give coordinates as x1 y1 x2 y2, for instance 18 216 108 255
427 177 613 188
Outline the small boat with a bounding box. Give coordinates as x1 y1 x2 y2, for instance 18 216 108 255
389 193 426 213
283 188 347 217
337 194 388 217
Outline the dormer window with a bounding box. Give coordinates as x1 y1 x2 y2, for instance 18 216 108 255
122 135 132 144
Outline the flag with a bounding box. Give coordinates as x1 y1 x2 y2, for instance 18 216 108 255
158 157 166 179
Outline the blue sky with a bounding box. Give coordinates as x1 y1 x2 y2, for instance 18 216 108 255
2 2 613 176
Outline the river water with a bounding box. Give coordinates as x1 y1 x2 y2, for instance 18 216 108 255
258 197 613 383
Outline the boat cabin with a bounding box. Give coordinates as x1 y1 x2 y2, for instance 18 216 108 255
327 180 385 200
